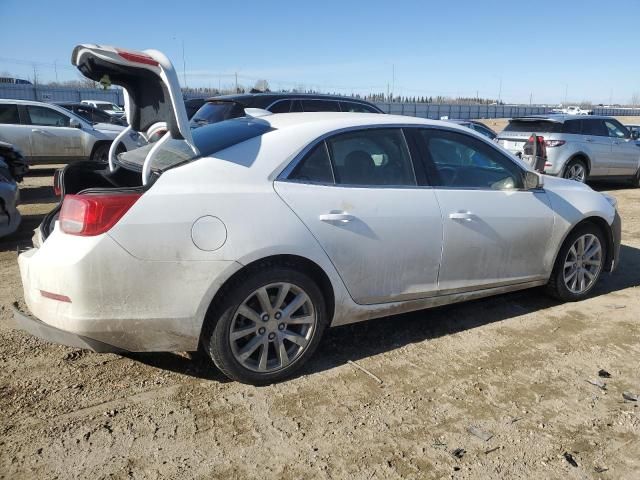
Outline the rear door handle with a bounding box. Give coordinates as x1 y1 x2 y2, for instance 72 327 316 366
449 211 476 222
585 138 595 143
319 212 355 223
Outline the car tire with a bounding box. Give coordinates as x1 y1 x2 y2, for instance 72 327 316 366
546 223 606 302
630 169 640 188
202 265 327 385
563 159 588 183
90 143 110 163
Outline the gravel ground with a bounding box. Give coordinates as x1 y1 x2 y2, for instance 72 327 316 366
1 164 639 480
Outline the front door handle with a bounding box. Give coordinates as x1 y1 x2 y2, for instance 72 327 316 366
585 138 595 143
319 212 355 223
32 128 53 136
449 211 476 222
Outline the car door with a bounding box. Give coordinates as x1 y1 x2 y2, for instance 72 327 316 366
0 103 32 159
275 127 444 305
580 119 612 176
415 127 555 293
25 105 85 162
604 119 640 176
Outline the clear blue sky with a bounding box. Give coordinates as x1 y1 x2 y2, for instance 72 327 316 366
0 0 638 104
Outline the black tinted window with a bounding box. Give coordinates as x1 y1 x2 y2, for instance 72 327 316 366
582 119 608 136
562 120 582 134
419 129 523 190
290 100 303 112
504 120 562 133
289 142 333 183
191 102 239 126
301 100 340 112
0 104 19 124
326 128 416 186
340 101 377 113
268 100 291 113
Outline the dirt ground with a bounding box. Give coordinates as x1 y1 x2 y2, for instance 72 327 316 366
1 160 639 479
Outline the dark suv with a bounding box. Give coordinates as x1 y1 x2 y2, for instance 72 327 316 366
189 93 383 127
55 102 127 126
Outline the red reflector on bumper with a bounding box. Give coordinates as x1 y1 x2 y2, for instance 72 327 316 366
40 290 71 303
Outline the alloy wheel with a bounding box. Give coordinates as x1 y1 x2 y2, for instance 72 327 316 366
229 282 317 373
563 233 602 294
564 163 586 182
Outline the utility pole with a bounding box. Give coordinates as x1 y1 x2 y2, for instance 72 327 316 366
386 83 389 101
32 64 38 86
498 77 502 104
181 40 187 87
235 72 238 93
529 92 532 106
391 64 395 102
54 60 58 83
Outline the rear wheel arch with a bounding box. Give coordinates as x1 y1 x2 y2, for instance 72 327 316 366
199 254 336 343
565 153 591 175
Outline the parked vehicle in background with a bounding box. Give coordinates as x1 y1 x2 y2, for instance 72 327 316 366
497 115 640 184
80 100 126 119
0 145 21 238
14 44 622 385
55 102 127 126
0 141 28 181
191 93 383 127
446 119 497 140
184 98 206 119
0 99 145 165
563 106 592 115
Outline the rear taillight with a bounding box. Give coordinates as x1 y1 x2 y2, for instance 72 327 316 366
59 193 141 236
53 169 62 196
544 140 566 147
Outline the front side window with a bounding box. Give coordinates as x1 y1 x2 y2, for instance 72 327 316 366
327 128 416 186
300 100 340 112
604 120 629 139
419 129 524 190
26 106 70 127
0 104 19 124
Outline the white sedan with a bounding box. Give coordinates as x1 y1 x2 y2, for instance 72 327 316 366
14 45 621 384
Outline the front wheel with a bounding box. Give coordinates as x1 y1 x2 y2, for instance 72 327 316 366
563 159 587 183
203 266 327 385
546 224 606 301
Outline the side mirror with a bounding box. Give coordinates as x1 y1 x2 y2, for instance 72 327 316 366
69 118 82 129
524 171 543 190
631 131 639 140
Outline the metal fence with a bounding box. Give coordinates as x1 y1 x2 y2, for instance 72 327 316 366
2 84 640 119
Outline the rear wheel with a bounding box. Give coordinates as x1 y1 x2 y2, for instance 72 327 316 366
546 224 606 301
563 159 587 183
630 169 640 188
203 266 327 385
91 142 124 163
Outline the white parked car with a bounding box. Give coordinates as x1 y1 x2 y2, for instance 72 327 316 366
81 100 126 119
0 99 145 165
14 45 621 384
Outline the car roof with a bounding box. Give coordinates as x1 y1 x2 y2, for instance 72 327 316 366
511 114 613 123
204 92 379 108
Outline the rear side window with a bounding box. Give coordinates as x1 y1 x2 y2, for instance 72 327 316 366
340 101 378 113
327 128 416 186
26 106 70 127
268 100 291 113
0 104 19 124
289 142 334 183
562 120 582 134
191 101 243 126
504 120 562 133
582 119 608 137
300 100 340 112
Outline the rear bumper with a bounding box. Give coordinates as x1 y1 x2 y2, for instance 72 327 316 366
16 228 241 352
11 303 123 352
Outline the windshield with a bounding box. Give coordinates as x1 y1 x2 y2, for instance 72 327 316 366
504 120 563 134
117 118 273 172
96 103 122 112
191 101 242 127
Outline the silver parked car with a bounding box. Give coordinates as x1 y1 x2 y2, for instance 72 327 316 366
498 115 640 184
0 99 145 165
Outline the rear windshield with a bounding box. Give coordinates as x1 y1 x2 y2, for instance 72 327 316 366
117 118 273 172
504 120 563 133
191 101 244 127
